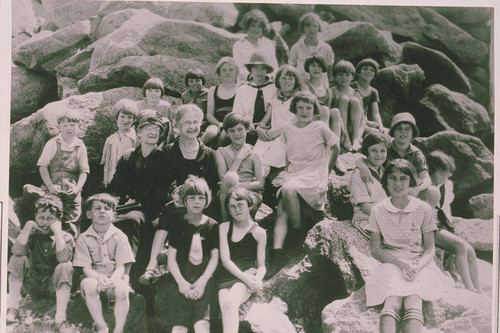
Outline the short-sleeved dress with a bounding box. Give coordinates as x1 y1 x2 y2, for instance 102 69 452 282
364 197 445 307
254 93 295 168
280 121 338 211
160 215 219 327
218 221 259 290
349 166 387 233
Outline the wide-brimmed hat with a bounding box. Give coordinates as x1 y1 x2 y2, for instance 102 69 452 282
244 52 274 73
135 110 164 131
389 112 419 138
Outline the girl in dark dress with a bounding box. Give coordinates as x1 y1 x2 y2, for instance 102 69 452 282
218 188 266 333
163 176 219 332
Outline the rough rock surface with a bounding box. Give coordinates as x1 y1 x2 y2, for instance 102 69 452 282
57 9 238 94
416 84 492 143
371 64 425 127
13 20 91 73
11 65 58 123
413 131 493 204
432 7 492 43
9 87 144 196
402 42 471 94
317 5 488 67
244 297 298 333
41 0 105 29
453 217 493 252
12 0 40 50
468 194 493 220
321 21 402 67
322 286 491 333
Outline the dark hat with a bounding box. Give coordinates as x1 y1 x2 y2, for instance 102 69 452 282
135 110 164 131
389 112 419 138
244 52 274 73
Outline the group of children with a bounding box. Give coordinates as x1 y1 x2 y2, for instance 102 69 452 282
7 9 480 333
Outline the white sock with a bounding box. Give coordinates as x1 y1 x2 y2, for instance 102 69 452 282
55 284 71 323
8 277 22 309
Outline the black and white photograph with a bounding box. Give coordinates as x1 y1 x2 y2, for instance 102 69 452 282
1 0 497 332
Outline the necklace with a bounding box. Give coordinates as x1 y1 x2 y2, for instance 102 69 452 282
180 140 198 153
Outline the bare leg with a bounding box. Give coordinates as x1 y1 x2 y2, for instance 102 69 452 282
201 125 220 147
435 230 479 291
193 319 210 333
281 183 301 229
172 326 189 333
273 200 288 249
338 96 351 150
113 282 130 333
81 278 107 331
348 97 363 149
219 282 251 333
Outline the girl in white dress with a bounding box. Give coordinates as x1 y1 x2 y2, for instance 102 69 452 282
366 159 444 333
270 92 338 271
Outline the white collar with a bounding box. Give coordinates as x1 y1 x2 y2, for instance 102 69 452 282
84 224 120 242
382 196 420 213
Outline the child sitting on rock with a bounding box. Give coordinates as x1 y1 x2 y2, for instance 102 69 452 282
330 60 364 152
351 58 385 135
421 151 482 293
218 187 266 333
101 99 138 187
270 92 338 273
366 159 444 333
73 193 135 333
216 112 265 221
7 195 74 328
349 132 388 238
37 110 90 234
232 51 277 145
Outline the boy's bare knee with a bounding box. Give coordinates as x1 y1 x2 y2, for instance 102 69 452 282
55 262 73 275
330 108 341 120
81 278 99 296
281 183 296 198
222 172 239 188
113 283 130 301
8 255 29 276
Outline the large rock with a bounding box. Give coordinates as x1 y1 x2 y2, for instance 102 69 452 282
371 64 425 127
41 0 105 29
453 217 493 252
9 87 144 196
468 194 493 220
317 6 488 67
413 131 493 207
322 286 491 333
304 219 378 294
96 1 237 30
13 20 91 73
243 297 298 333
11 65 58 123
402 42 471 94
56 9 238 94
416 85 492 143
321 21 402 67
12 0 40 50
432 7 492 43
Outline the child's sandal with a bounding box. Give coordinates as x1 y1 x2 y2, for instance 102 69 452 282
139 269 155 286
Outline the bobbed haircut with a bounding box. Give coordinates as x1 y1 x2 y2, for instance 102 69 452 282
224 187 254 216
113 98 139 119
304 55 327 73
215 57 239 77
275 65 301 91
35 195 63 219
332 60 356 76
184 68 206 86
427 151 456 174
174 104 204 127
356 58 380 75
142 77 165 98
57 110 80 124
298 12 322 34
290 91 321 116
361 132 388 157
240 9 270 34
381 159 418 190
178 175 212 208
222 112 251 131
86 193 118 212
